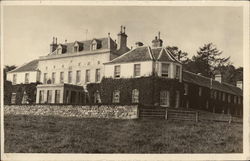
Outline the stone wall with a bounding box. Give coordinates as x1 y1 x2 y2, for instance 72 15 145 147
4 105 138 119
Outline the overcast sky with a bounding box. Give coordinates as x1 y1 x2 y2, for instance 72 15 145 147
3 6 243 67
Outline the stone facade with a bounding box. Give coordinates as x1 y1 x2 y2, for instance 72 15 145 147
5 104 138 119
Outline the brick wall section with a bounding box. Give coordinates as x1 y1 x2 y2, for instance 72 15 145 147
4 105 138 119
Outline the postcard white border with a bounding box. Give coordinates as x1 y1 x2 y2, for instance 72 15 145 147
1 1 249 161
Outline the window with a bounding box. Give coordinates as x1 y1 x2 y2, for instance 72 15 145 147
95 69 101 82
47 90 52 103
68 71 72 83
11 93 16 104
114 65 120 78
228 94 231 103
60 72 64 83
134 64 141 77
52 72 56 84
55 90 60 103
161 63 169 77
112 90 120 103
132 89 139 103
43 73 48 84
176 65 180 79
37 71 41 82
160 90 170 107
57 47 62 54
39 90 44 103
22 91 28 104
74 46 78 52
85 69 90 83
206 101 209 109
214 91 217 99
222 93 226 101
76 70 81 83
92 42 97 50
218 92 221 100
234 96 237 104
13 74 17 84
65 90 70 104
94 90 101 103
25 73 29 84
184 84 188 95
198 87 202 96
238 97 241 104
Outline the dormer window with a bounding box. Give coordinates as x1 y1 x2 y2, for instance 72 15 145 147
57 46 62 54
73 42 79 52
74 46 78 52
92 42 97 50
91 39 100 50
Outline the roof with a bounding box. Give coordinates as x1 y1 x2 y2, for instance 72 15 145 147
8 59 39 73
105 46 181 64
49 37 117 55
183 70 242 96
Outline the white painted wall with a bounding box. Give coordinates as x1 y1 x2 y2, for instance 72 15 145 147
155 61 182 81
7 71 38 84
38 52 110 85
104 61 153 78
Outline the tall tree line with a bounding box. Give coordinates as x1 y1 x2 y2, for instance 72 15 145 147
168 43 243 85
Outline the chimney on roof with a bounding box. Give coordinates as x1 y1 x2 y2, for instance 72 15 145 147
117 25 128 50
152 32 163 48
50 37 58 53
135 42 144 47
214 71 222 83
236 81 243 90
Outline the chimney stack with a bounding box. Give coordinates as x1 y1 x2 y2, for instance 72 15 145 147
152 32 163 48
236 81 243 90
117 25 128 50
135 42 144 47
50 37 58 53
214 70 222 83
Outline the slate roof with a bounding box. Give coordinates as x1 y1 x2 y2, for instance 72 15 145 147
183 70 242 96
49 37 117 55
105 46 181 64
8 59 39 73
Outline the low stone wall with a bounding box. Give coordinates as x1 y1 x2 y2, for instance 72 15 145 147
4 104 139 119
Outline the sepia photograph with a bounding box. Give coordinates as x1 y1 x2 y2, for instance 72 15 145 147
1 1 249 160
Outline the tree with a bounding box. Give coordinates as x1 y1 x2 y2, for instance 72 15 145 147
191 43 230 77
4 65 17 81
216 65 243 85
167 46 190 64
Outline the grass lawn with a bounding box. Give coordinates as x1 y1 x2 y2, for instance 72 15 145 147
4 114 242 153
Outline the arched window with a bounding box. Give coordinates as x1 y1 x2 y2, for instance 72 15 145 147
132 89 139 103
94 90 101 103
160 90 170 107
112 90 120 103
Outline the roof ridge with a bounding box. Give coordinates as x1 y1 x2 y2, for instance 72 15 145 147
157 47 164 60
61 37 109 45
222 82 240 89
8 59 39 73
165 48 182 64
183 70 212 81
108 47 138 63
147 46 154 60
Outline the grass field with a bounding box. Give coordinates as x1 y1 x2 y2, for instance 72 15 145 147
4 114 242 153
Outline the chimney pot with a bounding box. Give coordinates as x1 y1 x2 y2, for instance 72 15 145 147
215 73 222 83
236 81 243 90
135 42 144 47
